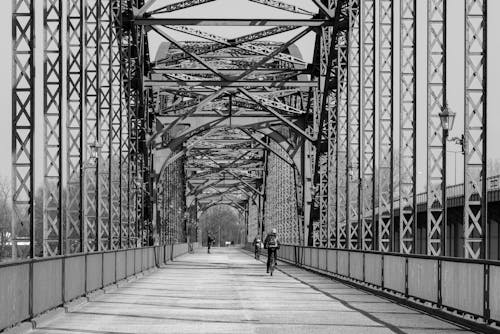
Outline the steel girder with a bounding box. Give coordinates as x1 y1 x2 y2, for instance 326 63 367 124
360 0 375 251
98 0 112 251
336 32 348 249
378 0 394 252
83 0 100 252
427 0 446 256
464 0 487 259
347 0 360 250
399 0 417 254
43 0 64 256
66 0 85 254
12 0 35 259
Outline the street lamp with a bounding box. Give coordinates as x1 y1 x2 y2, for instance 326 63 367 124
438 102 456 256
438 102 456 137
87 141 102 167
347 162 359 181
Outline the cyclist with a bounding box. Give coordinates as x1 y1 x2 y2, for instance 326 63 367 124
252 235 263 259
264 228 280 273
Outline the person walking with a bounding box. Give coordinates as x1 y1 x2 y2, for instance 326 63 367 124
264 228 280 273
207 233 214 254
252 235 263 260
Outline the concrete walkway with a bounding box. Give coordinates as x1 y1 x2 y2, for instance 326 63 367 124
29 248 473 334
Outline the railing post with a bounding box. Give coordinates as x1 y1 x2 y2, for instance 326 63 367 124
381 254 384 289
62 257 66 303
29 261 33 319
484 263 490 322
437 258 442 308
84 253 88 293
404 256 409 298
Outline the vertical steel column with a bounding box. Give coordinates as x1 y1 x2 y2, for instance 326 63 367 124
127 21 138 248
12 0 35 259
118 0 131 248
360 0 375 251
67 0 85 254
43 0 63 256
318 18 330 249
166 167 171 244
326 73 337 249
319 155 328 247
336 31 348 249
319 0 338 249
284 143 299 245
98 0 112 250
464 0 487 259
84 0 100 252
110 0 122 249
347 0 361 250
400 0 417 254
427 0 446 256
293 167 302 245
378 0 394 252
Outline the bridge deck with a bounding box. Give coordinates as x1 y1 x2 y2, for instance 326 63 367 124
29 248 472 334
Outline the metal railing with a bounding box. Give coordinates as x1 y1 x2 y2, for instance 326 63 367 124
0 243 198 332
278 244 500 332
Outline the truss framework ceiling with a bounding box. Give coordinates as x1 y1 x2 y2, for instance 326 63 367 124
145 0 340 211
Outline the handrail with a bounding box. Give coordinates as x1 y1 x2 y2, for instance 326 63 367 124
279 244 500 265
277 244 500 332
0 244 160 269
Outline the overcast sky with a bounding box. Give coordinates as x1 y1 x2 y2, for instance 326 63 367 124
0 0 498 193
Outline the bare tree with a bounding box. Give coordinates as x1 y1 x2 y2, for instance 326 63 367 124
200 205 243 246
488 158 500 177
0 177 11 260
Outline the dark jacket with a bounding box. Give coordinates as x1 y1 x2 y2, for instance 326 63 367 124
264 232 280 249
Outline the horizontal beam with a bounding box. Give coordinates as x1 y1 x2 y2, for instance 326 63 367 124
136 18 331 26
145 80 317 88
152 68 310 75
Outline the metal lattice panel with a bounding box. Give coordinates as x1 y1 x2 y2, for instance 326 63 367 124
336 32 348 249
427 0 446 256
327 50 338 249
66 0 84 254
127 33 139 247
318 154 328 247
378 0 394 252
110 0 122 249
263 140 298 245
347 0 360 250
464 0 487 259
43 0 63 256
98 0 112 250
12 0 35 259
399 0 416 254
83 0 100 252
360 0 375 251
119 2 130 248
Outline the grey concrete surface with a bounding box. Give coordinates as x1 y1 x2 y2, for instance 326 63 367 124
28 248 473 334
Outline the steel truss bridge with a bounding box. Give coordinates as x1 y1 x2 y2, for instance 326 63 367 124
3 0 500 333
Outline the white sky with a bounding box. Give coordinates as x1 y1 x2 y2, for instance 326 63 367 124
0 0 498 193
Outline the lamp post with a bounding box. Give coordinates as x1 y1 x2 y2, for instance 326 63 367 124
438 103 456 256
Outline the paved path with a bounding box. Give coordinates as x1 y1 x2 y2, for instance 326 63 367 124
30 248 473 334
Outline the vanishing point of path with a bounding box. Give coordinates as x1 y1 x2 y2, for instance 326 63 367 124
29 248 474 334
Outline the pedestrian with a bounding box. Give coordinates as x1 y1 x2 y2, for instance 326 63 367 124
252 235 263 260
264 228 280 273
207 233 214 254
